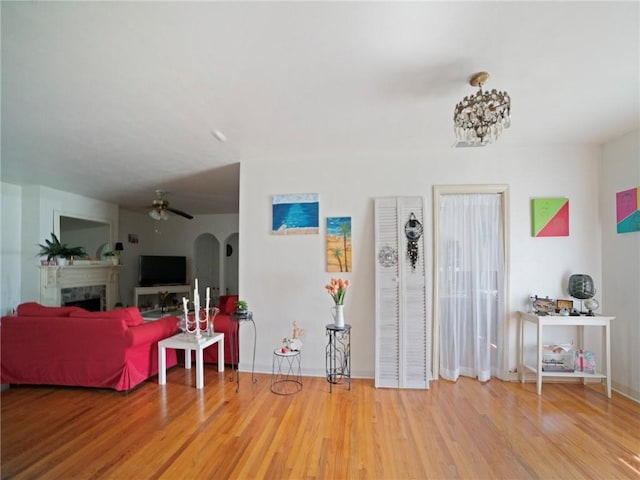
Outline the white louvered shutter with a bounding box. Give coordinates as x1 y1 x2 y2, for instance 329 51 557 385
374 198 400 387
375 197 431 389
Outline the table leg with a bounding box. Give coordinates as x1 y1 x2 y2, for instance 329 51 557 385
520 317 524 383
536 321 543 395
196 346 204 389
158 345 167 385
185 348 192 369
605 320 612 398
578 325 586 385
218 335 224 372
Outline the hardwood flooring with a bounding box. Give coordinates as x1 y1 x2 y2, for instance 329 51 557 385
1 367 639 479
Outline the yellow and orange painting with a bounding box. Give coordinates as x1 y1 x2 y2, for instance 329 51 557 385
326 217 352 272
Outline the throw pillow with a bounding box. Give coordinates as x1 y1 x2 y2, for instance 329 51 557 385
17 302 87 317
69 307 144 326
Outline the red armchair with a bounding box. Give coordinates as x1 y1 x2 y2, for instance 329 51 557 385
201 295 239 366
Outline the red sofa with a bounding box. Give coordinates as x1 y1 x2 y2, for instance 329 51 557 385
0 303 180 391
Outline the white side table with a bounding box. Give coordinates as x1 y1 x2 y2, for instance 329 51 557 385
158 332 224 389
520 312 614 398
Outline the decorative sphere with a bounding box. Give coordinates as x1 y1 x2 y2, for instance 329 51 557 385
584 298 599 312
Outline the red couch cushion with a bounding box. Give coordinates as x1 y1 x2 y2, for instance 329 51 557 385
69 307 144 326
16 302 87 317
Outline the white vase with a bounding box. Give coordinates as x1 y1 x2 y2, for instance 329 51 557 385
331 304 345 328
56 257 67 267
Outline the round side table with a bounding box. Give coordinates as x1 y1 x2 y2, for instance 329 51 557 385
271 349 302 395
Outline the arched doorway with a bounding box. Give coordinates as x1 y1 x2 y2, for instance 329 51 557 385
194 233 220 301
224 233 239 295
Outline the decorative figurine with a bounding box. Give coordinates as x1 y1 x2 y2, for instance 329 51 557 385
283 320 305 351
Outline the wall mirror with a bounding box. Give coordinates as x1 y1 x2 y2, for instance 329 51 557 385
57 214 112 259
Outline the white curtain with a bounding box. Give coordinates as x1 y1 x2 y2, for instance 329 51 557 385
439 194 505 382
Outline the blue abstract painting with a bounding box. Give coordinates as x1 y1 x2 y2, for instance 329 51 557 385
272 193 319 235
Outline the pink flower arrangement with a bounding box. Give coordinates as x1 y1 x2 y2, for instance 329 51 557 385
325 278 350 305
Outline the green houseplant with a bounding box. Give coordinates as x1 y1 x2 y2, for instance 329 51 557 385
38 233 87 265
235 299 249 316
103 250 120 265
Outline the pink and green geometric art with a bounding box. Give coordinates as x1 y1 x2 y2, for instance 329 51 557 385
531 198 569 237
616 187 640 234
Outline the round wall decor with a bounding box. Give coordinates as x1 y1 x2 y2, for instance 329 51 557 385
378 246 398 268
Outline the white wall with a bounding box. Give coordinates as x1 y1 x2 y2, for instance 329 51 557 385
1 183 119 311
240 145 604 379
600 129 640 401
3 138 636 400
117 209 239 306
1 183 23 315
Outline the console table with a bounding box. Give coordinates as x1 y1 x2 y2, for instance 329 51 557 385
520 312 614 398
133 285 191 308
229 312 257 392
325 324 351 393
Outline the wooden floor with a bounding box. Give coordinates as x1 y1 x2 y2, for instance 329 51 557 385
1 367 639 479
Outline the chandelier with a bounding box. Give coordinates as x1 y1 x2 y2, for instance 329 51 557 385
454 71 511 146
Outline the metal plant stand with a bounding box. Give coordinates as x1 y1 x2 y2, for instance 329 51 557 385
230 311 257 392
325 324 351 393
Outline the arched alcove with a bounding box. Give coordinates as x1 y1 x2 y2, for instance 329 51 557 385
224 232 239 295
193 233 220 301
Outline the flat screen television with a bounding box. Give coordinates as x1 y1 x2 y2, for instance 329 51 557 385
138 255 187 286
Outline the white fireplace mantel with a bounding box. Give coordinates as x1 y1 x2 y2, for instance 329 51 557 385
40 264 120 310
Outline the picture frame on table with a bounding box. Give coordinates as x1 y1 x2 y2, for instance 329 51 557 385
556 299 573 313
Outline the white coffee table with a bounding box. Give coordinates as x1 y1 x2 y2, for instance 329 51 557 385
158 332 224 389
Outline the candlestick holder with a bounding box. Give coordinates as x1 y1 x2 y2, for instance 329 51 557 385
185 310 203 338
182 307 220 338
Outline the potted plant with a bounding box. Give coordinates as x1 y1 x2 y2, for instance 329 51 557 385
103 250 120 265
235 299 249 317
38 233 87 266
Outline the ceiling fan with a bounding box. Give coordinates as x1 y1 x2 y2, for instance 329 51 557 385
148 190 194 220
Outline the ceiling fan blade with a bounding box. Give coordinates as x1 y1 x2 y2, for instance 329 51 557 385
166 207 194 220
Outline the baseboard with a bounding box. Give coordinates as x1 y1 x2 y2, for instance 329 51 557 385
611 382 640 403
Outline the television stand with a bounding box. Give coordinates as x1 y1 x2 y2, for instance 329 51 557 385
134 285 191 309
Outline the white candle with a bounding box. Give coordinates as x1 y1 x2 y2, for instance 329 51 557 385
182 297 189 315
194 294 201 337
205 290 210 335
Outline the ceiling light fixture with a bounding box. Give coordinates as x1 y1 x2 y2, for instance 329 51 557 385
454 71 511 146
149 208 169 221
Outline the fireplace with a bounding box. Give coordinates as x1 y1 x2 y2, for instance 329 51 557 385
61 285 106 311
65 297 101 312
